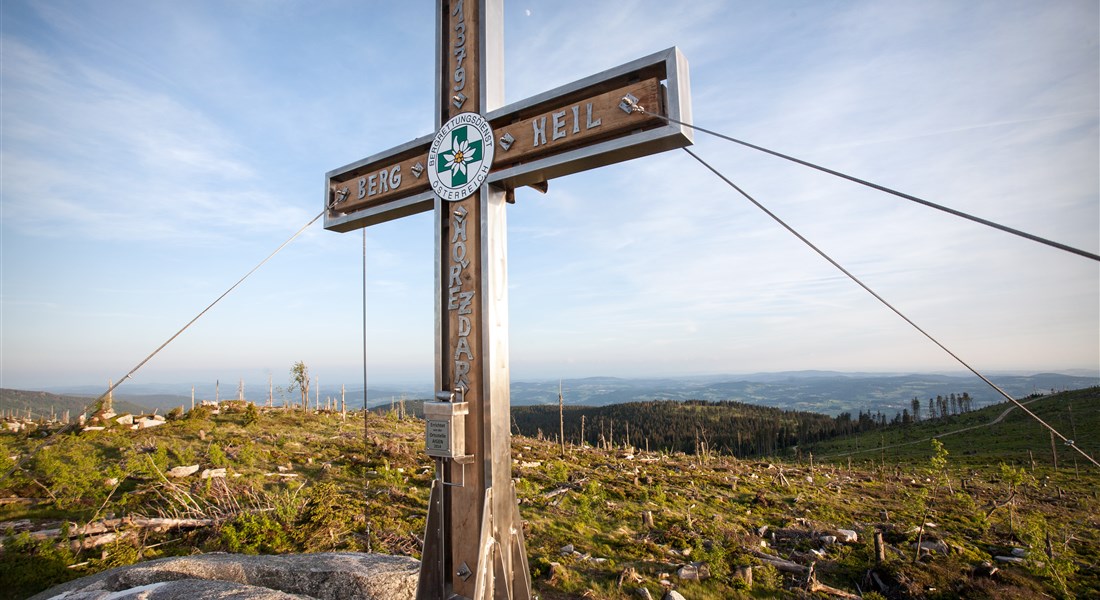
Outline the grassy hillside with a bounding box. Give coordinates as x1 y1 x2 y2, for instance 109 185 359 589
802 387 1100 469
1 393 1097 599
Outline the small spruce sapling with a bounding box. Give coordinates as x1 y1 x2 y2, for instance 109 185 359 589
913 438 949 562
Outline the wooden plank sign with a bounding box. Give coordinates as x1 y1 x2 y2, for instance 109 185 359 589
324 47 690 232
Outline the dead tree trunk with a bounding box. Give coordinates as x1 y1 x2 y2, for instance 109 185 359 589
1050 430 1058 471
558 379 566 458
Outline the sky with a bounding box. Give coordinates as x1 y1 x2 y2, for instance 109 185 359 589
1 0 1097 393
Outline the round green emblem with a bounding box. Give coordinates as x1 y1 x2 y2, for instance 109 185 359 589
427 112 495 202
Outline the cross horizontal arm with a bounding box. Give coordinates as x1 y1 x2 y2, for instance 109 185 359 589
324 47 691 232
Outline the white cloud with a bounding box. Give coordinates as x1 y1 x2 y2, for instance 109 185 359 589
1 35 313 243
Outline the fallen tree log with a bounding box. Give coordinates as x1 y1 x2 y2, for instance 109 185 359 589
749 549 808 574
542 478 588 499
71 530 138 551
25 516 214 541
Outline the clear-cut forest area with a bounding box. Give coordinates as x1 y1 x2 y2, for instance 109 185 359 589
1 387 1097 599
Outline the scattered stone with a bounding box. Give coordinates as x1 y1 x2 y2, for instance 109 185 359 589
836 529 858 543
560 544 574 556
916 540 949 555
116 414 135 426
200 468 227 479
820 535 837 545
104 478 119 488
636 588 654 600
994 555 1027 565
663 591 687 600
676 564 700 581
1010 547 1028 558
166 465 200 478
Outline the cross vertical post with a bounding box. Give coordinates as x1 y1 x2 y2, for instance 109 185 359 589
423 0 529 598
323 2 692 597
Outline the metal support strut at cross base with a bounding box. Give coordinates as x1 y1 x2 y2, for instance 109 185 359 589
322 1 692 598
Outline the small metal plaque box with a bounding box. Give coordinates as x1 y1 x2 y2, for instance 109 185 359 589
423 401 468 458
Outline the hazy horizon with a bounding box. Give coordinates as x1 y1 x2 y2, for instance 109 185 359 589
17 367 1099 397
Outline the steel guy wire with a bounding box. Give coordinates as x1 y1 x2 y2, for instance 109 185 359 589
683 146 1100 470
362 227 373 553
2 200 337 483
621 100 1099 262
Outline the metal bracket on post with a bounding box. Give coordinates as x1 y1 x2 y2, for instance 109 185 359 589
416 478 446 599
469 481 531 600
424 389 473 463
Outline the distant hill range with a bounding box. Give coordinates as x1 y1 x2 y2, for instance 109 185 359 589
25 371 1100 417
508 371 1098 416
0 389 146 420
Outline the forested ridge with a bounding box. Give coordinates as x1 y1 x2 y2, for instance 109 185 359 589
512 394 978 457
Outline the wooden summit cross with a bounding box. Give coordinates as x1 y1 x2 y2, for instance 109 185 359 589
324 2 691 598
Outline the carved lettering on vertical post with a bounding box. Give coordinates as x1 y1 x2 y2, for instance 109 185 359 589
447 205 475 394
441 1 483 597
450 0 468 108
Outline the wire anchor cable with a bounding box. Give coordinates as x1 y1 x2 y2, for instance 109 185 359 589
2 199 340 483
623 99 1099 262
683 146 1099 470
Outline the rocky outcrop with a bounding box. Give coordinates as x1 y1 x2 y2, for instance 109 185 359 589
30 552 418 600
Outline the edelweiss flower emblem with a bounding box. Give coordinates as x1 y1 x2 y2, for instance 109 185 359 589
427 112 495 202
442 137 476 181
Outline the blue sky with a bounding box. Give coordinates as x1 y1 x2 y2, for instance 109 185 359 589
2 0 1097 391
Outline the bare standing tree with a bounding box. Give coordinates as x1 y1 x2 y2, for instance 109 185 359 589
290 361 309 410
